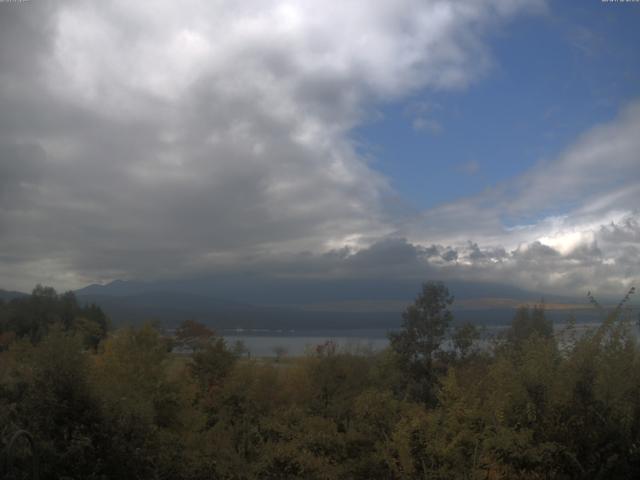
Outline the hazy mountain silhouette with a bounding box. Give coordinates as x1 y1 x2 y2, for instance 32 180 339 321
0 289 28 302
71 277 604 330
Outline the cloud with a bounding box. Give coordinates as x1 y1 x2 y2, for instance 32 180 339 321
599 215 640 245
0 0 544 291
412 117 443 135
455 159 480 175
507 102 640 218
2 0 635 300
406 101 444 134
400 101 640 296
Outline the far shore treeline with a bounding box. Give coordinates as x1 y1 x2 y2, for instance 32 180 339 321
0 282 639 479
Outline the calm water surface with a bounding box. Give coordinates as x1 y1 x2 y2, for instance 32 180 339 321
222 321 639 357
222 329 391 357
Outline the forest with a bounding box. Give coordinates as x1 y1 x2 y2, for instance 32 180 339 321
0 282 639 479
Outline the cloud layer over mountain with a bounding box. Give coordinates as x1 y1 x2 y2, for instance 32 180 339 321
0 0 637 297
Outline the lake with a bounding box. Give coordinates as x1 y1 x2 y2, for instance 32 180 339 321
221 328 391 357
222 321 639 357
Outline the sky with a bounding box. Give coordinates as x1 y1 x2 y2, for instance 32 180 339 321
0 0 639 299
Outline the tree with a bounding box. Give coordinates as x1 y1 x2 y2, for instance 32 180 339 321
175 318 215 352
272 345 288 363
388 281 454 405
452 322 481 361
12 328 107 479
190 337 238 394
92 323 192 478
0 285 109 348
505 304 552 346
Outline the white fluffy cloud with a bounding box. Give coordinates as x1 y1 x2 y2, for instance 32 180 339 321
402 102 640 296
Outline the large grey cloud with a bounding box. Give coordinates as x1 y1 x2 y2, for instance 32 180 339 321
0 0 547 290
1 0 637 299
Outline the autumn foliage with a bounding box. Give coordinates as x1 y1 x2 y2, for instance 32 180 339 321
1 283 639 479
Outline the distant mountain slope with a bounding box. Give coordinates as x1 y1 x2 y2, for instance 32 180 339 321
73 278 609 330
3 280 618 331
75 277 580 305
75 280 151 297
75 291 400 330
0 289 28 301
